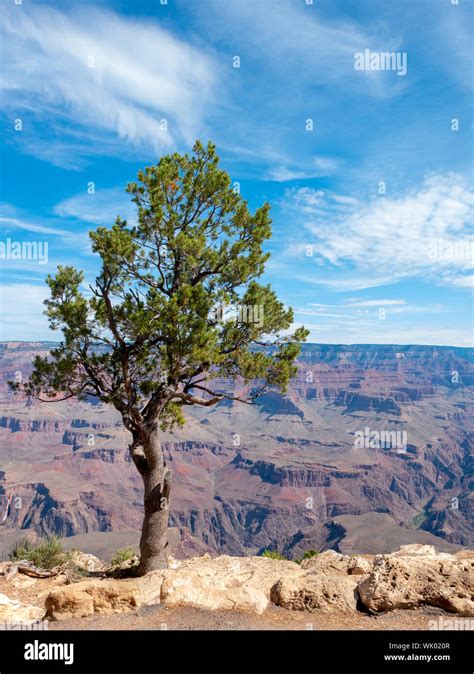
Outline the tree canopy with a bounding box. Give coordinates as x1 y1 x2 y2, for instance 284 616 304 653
16 141 308 439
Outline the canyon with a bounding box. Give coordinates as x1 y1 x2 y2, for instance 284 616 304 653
0 341 472 560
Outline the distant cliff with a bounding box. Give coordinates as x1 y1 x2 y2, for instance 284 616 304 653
0 341 472 555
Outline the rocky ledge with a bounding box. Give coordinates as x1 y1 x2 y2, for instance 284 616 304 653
0 544 472 624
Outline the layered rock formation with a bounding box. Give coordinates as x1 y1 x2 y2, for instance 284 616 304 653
0 342 472 557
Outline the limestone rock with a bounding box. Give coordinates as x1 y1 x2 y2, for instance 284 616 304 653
358 552 474 616
391 544 437 557
0 562 11 576
42 548 474 620
160 555 300 614
455 549 474 561
271 573 360 613
45 571 164 621
348 555 372 575
69 551 106 572
0 592 44 623
301 550 372 576
300 550 348 573
11 574 37 589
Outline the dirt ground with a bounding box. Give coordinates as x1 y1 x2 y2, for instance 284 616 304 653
0 573 454 631
45 603 450 631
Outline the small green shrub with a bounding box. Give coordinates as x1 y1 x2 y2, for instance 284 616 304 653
410 511 427 530
261 549 286 560
9 537 34 561
301 549 320 560
110 547 136 567
295 549 320 564
9 535 67 569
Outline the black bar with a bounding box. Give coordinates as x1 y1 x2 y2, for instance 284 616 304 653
1 629 470 671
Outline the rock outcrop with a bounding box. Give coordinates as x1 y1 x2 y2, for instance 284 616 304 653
300 549 372 575
271 550 370 613
19 544 474 621
160 555 300 614
270 573 360 613
358 545 474 616
45 571 164 621
0 592 44 623
68 551 106 572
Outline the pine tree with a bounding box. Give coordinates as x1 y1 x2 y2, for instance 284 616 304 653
12 141 308 574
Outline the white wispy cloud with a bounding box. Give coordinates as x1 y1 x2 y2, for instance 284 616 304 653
1 5 217 166
283 174 474 290
0 216 70 238
192 0 404 96
344 299 406 307
449 275 474 288
292 296 470 346
266 157 341 183
54 188 136 225
0 204 91 251
295 300 443 322
431 1 473 91
292 321 473 347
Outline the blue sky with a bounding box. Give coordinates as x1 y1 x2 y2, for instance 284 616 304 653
0 0 473 345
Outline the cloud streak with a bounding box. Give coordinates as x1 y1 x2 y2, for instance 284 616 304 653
54 188 136 225
283 174 474 290
1 5 217 165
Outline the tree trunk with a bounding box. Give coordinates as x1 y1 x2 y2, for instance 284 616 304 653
130 428 171 576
